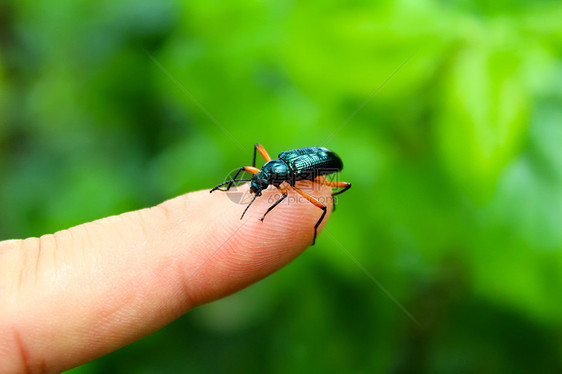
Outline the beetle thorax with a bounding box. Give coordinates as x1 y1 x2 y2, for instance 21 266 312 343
250 160 290 194
261 160 290 187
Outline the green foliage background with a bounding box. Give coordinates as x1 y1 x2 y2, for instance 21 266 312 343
1 0 562 373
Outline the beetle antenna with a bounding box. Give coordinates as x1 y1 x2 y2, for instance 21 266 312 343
240 193 260 220
210 179 252 192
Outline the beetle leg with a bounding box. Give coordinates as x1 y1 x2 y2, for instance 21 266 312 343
243 166 261 174
313 178 351 212
252 143 272 166
260 188 288 222
290 185 327 245
210 166 261 192
314 178 352 196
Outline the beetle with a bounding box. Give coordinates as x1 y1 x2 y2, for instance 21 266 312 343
210 143 351 244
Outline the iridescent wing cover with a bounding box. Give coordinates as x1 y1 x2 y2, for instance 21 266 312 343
278 147 343 180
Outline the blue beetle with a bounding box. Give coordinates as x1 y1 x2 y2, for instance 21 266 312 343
211 143 351 244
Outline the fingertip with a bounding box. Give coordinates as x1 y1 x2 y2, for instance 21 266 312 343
180 182 334 305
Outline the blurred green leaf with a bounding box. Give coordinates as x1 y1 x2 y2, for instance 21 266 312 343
436 25 529 200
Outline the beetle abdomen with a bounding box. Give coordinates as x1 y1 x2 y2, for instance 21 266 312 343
279 147 343 181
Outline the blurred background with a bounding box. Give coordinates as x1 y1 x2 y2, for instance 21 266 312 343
1 0 562 373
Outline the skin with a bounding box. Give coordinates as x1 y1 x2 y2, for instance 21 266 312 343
0 183 333 374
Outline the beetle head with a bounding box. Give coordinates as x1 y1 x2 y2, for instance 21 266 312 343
240 172 269 220
250 173 269 196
